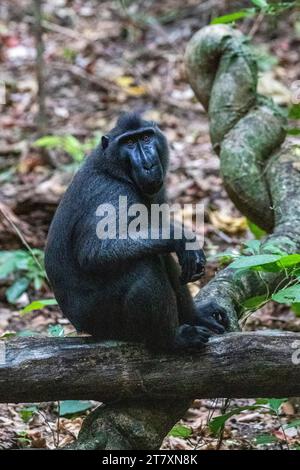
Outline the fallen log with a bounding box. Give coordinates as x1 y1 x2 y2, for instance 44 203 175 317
1 331 300 403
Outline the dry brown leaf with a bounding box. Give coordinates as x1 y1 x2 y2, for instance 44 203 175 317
188 284 200 297
281 401 295 416
58 434 76 447
27 430 47 448
18 154 45 174
257 71 291 105
209 211 247 234
58 417 83 437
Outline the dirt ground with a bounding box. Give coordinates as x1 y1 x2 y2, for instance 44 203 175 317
0 0 300 450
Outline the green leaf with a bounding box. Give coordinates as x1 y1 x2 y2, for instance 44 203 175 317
21 298 58 315
287 128 300 136
168 424 192 438
0 331 16 340
247 220 267 239
48 324 64 337
208 250 238 263
16 330 41 337
0 250 45 283
242 295 268 309
209 412 234 435
284 419 300 429
19 406 38 423
33 275 43 291
265 1 297 15
255 398 270 405
14 255 31 271
34 135 84 162
211 9 255 25
0 258 16 279
0 251 19 278
251 0 268 8
59 400 94 416
34 135 63 148
289 104 300 119
243 239 262 255
209 406 260 435
16 431 31 445
229 254 281 270
278 254 300 268
62 47 77 62
254 434 278 445
295 268 300 278
268 398 287 413
272 285 300 304
62 135 83 162
6 277 30 303
292 303 300 317
262 243 286 256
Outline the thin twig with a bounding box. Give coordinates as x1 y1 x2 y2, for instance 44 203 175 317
248 11 265 38
32 0 48 135
216 398 231 450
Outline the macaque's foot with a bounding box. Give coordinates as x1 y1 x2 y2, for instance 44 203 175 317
194 300 229 334
173 324 211 351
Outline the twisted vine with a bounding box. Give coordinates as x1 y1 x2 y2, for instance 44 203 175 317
185 25 300 329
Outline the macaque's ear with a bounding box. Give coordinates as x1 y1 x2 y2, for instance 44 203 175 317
101 135 109 150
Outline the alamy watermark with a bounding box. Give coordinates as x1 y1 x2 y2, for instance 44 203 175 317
291 340 300 365
0 81 6 105
0 342 5 365
95 196 204 250
291 80 300 105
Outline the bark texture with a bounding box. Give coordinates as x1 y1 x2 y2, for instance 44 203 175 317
2 333 300 404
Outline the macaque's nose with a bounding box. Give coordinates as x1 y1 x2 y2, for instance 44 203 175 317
143 160 154 170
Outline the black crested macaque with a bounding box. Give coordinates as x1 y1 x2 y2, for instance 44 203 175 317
45 113 228 351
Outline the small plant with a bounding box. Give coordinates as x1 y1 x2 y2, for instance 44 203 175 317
211 0 296 26
16 430 31 447
209 398 288 449
58 400 94 417
21 298 58 314
287 104 300 136
219 239 300 315
48 324 64 337
0 249 47 304
168 424 193 439
33 133 101 169
19 405 38 423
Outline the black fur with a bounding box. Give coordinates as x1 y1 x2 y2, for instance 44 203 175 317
45 113 227 351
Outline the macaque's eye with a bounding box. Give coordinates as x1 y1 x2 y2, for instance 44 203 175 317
126 138 135 147
142 134 150 143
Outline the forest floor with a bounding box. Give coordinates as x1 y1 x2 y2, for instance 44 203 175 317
0 0 300 450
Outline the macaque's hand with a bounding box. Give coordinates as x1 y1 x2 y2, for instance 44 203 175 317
176 244 206 284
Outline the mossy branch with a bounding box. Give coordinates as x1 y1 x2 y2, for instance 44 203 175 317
185 25 300 327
